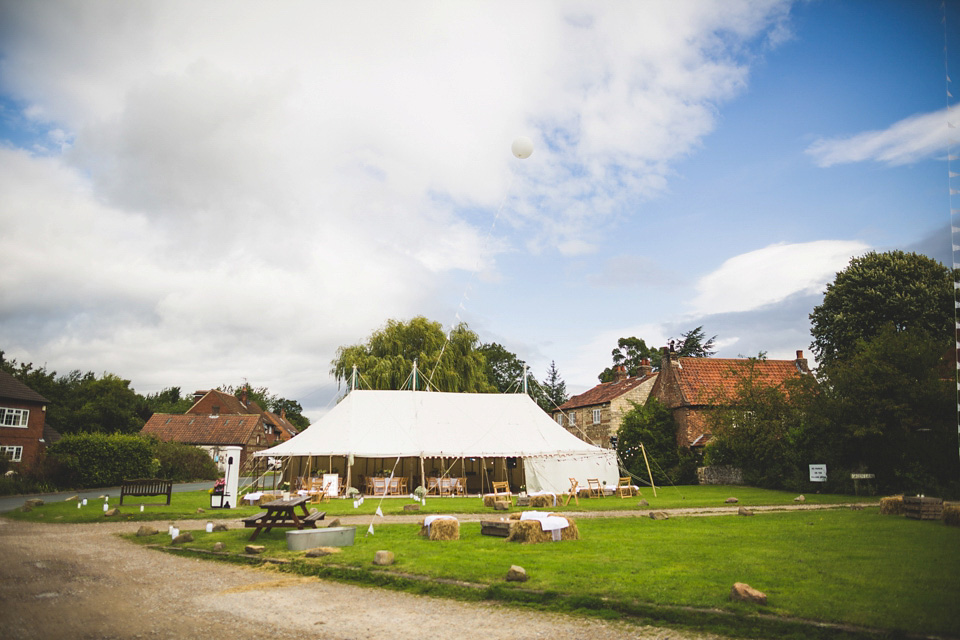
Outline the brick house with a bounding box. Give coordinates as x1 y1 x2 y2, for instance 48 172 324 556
0 371 49 468
650 347 812 448
553 363 658 449
141 389 296 470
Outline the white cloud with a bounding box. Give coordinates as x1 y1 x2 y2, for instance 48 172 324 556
0 1 794 408
689 240 870 316
806 108 955 167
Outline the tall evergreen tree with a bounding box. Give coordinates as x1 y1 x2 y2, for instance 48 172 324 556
540 360 568 410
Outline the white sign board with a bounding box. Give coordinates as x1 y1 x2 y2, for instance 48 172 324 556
809 464 827 482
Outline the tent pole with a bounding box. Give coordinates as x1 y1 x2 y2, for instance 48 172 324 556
641 443 657 497
419 456 425 493
346 455 352 495
481 457 486 494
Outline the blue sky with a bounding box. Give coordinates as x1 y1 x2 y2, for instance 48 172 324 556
0 0 956 420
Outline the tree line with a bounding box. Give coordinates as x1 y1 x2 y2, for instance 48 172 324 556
0 356 311 435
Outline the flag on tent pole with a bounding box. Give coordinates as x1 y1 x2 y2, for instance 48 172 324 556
367 524 375 535
376 506 383 517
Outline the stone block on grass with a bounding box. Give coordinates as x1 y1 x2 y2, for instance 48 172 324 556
373 550 394 566
506 565 528 582
730 582 767 605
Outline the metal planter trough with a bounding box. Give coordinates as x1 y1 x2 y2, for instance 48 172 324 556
286 526 356 551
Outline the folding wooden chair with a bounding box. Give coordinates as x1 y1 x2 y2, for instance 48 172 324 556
563 477 580 506
587 478 603 498
617 477 637 498
492 480 513 506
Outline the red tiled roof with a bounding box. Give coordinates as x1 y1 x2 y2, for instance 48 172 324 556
263 410 297 439
559 373 657 410
672 357 806 406
141 413 261 446
0 371 48 404
186 389 263 415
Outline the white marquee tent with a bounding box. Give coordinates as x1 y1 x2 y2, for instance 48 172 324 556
255 389 619 495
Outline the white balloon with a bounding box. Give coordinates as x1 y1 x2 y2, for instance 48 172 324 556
511 136 534 159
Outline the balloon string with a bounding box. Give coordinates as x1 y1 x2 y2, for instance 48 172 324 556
427 167 518 386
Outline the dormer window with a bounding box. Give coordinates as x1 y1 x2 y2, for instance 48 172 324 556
210 405 220 417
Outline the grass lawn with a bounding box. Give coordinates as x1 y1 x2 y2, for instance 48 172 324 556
126 507 959 638
3 484 875 524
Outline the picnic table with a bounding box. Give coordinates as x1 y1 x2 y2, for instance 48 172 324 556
241 495 325 541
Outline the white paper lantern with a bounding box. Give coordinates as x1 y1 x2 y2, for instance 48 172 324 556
140 505 144 512
205 521 214 533
103 503 108 512
82 499 87 506
511 136 534 159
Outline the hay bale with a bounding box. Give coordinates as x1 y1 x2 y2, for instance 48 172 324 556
429 518 459 541
880 496 903 516
418 517 460 540
483 493 510 509
507 516 579 543
528 494 553 508
508 512 522 520
507 520 553 544
943 505 960 527
258 493 281 507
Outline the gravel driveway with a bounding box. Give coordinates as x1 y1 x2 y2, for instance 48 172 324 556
0 516 723 640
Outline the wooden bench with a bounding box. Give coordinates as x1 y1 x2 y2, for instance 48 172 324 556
480 520 512 537
119 478 173 506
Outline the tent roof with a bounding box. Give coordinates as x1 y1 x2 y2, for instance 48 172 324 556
255 389 606 459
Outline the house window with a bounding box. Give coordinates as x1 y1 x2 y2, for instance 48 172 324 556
568 412 576 426
1 446 23 462
592 409 602 424
0 407 29 427
555 414 564 426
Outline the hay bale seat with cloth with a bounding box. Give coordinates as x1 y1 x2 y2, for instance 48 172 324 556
507 512 579 543
419 515 460 540
119 478 173 506
526 492 557 508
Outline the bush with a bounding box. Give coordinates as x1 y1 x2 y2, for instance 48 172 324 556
47 432 154 488
150 439 219 482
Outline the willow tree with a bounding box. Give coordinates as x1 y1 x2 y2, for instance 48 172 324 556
330 316 496 392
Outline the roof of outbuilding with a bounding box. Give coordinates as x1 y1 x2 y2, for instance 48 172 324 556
141 413 261 446
0 371 49 403
670 357 806 406
558 373 657 411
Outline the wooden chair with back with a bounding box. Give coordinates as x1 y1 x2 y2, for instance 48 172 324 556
563 477 580 506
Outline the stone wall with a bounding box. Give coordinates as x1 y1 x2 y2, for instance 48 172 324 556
697 465 743 485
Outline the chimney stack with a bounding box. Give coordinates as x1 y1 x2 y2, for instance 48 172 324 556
613 365 628 382
241 387 249 407
638 358 653 376
795 350 810 374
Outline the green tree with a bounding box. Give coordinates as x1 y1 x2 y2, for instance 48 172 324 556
598 336 655 382
141 387 193 415
539 360 568 410
806 326 957 495
330 316 494 393
70 373 145 434
616 398 695 485
673 326 717 358
809 250 952 367
478 343 548 408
